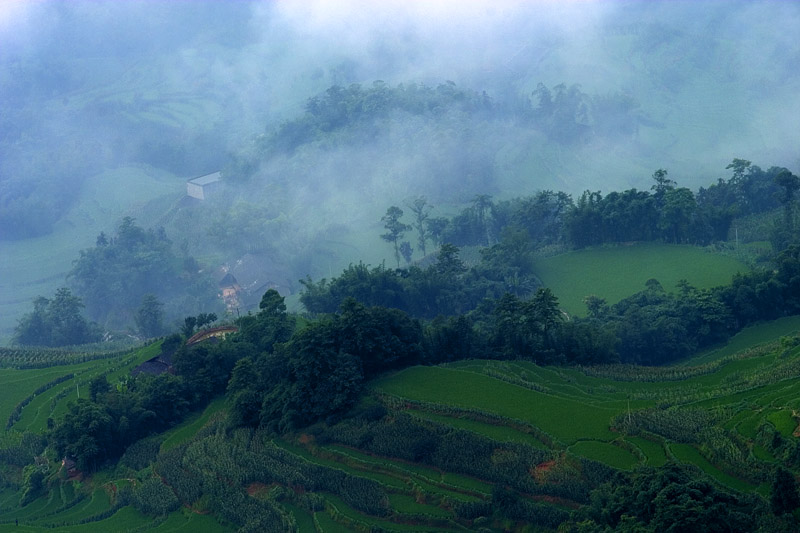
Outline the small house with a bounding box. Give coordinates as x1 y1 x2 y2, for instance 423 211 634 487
187 171 223 200
61 457 79 478
218 272 242 311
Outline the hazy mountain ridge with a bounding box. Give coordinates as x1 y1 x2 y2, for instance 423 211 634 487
1 0 799 340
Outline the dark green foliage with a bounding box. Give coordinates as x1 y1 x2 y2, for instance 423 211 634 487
88 375 110 401
69 217 218 330
492 485 571 528
300 240 541 320
237 289 295 352
156 445 203 505
182 316 197 338
119 437 162 471
576 463 761 532
771 468 800 516
134 294 165 338
0 432 45 467
381 206 411 268
323 412 565 499
133 477 180 515
13 288 102 347
50 338 232 472
19 464 45 506
232 295 423 432
160 333 182 354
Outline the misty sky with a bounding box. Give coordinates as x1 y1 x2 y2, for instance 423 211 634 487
1 0 799 340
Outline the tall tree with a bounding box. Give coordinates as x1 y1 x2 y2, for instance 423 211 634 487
406 196 433 257
773 169 800 250
472 194 494 245
14 288 100 347
381 206 411 268
135 294 165 338
651 168 675 208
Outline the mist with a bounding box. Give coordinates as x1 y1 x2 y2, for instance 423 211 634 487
1 0 799 341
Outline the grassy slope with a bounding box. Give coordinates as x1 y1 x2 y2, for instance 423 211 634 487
532 243 748 316
684 315 800 366
371 319 800 493
2 320 798 531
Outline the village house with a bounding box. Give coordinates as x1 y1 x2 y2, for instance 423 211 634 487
218 272 242 312
186 171 223 200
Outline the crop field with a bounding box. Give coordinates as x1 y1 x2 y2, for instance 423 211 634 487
368 325 800 496
3 343 160 434
531 243 748 316
685 315 800 366
159 396 227 452
2 319 799 531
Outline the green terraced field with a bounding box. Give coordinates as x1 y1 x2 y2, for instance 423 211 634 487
683 315 800 366
160 396 227 452
368 325 800 496
3 317 799 531
6 343 160 433
532 243 748 316
373 366 619 443
568 441 639 470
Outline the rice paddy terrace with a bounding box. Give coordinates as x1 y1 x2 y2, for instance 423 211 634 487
1 316 799 532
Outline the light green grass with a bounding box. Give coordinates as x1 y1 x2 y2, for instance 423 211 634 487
569 441 639 470
627 436 668 467
0 366 90 431
315 511 354 533
323 493 456 532
669 443 755 492
11 343 160 433
147 508 232 532
48 505 151 532
752 444 776 462
532 243 748 316
324 445 492 495
684 315 800 366
282 502 318 533
274 440 410 490
387 493 452 518
160 396 226 452
374 366 619 443
766 409 796 437
408 409 549 449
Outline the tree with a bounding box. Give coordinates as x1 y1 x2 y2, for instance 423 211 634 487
658 188 697 243
472 194 494 245
771 467 800 515
425 217 449 247
196 312 217 329
89 376 110 402
182 316 197 338
651 168 675 208
584 295 608 319
381 206 411 268
13 288 100 347
406 196 433 257
135 294 165 338
434 243 467 276
400 241 413 265
772 169 800 250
